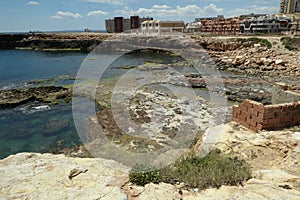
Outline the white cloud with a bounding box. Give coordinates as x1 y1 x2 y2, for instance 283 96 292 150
51 11 83 19
227 5 278 17
116 4 223 18
152 5 170 9
86 0 124 5
87 10 108 16
27 1 39 6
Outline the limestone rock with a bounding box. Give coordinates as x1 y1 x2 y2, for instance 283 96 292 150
0 153 129 199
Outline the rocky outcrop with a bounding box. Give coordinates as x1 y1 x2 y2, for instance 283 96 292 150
0 86 71 108
1 122 300 199
185 74 272 103
211 123 300 178
123 123 300 199
213 46 300 79
0 33 112 52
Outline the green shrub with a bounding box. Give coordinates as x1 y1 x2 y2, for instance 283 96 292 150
281 37 299 51
165 149 251 189
129 149 252 189
129 165 161 186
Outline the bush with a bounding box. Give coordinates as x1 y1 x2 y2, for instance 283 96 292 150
281 37 299 51
129 149 252 189
161 149 251 189
129 165 161 186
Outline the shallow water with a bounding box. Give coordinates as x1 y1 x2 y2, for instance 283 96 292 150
0 102 80 159
0 49 234 159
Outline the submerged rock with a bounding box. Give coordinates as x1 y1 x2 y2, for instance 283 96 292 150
42 120 70 137
0 86 72 108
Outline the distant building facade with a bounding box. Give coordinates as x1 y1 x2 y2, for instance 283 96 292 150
280 0 300 14
240 15 292 34
290 18 300 35
105 16 153 33
196 15 242 35
141 20 185 34
185 21 201 33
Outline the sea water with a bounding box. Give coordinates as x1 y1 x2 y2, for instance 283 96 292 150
0 50 185 158
0 49 232 159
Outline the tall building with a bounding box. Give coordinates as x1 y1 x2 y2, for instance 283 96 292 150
105 16 153 33
280 0 300 14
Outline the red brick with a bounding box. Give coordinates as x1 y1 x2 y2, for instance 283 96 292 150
275 111 287 118
256 124 263 130
232 111 237 118
289 110 300 117
240 104 248 112
238 114 244 121
281 104 296 112
292 116 300 125
252 101 264 113
263 111 276 119
242 99 253 109
249 125 258 132
279 116 293 123
265 105 282 113
269 118 281 126
249 108 259 117
262 124 273 129
251 114 263 123
258 112 264 120
232 106 241 118
262 118 269 125
240 110 249 121
240 121 250 129
250 119 257 127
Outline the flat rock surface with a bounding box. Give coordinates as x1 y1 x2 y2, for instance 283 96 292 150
1 124 300 200
0 153 129 200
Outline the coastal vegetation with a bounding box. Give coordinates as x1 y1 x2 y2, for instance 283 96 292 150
281 37 300 51
129 149 252 190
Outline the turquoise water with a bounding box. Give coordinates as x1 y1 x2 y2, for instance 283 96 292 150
0 50 184 159
0 103 80 158
0 50 87 158
0 49 231 159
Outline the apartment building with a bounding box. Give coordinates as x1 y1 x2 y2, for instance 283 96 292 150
280 0 300 14
141 20 185 34
196 15 242 35
240 15 292 34
105 16 153 33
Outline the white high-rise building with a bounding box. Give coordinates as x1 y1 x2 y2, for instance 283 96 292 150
280 0 300 14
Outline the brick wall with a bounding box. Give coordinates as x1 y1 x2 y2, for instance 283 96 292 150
232 99 300 132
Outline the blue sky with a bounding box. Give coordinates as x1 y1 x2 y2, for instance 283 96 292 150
0 0 280 32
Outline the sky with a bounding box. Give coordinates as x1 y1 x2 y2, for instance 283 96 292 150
0 0 280 32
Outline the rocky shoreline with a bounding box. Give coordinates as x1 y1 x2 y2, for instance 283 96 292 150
0 123 299 199
0 33 112 52
0 34 299 199
194 36 300 82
